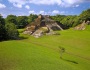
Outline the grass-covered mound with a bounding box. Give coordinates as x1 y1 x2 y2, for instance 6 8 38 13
0 28 90 70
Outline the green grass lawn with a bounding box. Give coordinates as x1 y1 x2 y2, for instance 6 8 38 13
0 28 90 70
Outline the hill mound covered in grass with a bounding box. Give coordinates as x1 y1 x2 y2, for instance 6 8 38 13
0 28 90 70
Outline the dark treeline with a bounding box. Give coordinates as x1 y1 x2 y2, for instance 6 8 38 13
0 9 90 41
5 14 38 29
50 9 90 29
0 14 37 41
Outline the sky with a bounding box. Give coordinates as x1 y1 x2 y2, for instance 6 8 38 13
0 0 90 17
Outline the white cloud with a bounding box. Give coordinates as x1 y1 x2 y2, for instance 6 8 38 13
25 5 30 9
52 10 59 14
52 10 65 15
8 0 27 8
39 11 46 14
29 10 46 15
8 0 90 8
8 0 27 5
62 0 82 4
13 3 22 8
29 10 35 14
29 0 62 5
72 4 79 8
75 5 79 7
60 11 65 14
29 0 85 7
28 10 65 15
61 0 82 7
0 3 6 9
29 0 90 7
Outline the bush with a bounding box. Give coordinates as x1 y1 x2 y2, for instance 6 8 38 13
5 23 19 39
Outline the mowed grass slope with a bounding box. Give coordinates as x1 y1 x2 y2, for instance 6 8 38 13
0 28 90 70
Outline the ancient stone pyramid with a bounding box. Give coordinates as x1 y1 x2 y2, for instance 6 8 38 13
23 15 63 38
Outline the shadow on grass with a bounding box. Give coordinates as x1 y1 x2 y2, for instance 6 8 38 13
0 36 28 42
61 58 78 64
18 36 28 40
0 36 29 42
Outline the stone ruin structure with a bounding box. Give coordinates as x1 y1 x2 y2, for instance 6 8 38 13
23 15 63 38
74 21 90 30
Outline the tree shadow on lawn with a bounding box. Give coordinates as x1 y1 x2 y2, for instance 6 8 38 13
61 58 78 64
18 36 28 40
0 36 28 42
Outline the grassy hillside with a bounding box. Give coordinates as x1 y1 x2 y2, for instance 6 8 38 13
85 25 90 31
0 28 90 70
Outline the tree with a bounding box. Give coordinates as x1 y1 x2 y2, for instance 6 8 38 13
79 9 90 22
17 16 28 28
60 15 81 28
0 14 5 25
50 15 66 23
5 23 19 39
0 15 6 41
0 24 6 40
59 46 65 59
28 14 38 23
72 16 81 27
5 15 17 25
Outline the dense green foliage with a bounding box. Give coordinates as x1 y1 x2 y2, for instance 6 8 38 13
5 14 37 29
51 15 82 28
0 15 5 25
28 14 38 23
51 9 90 28
17 16 28 28
50 15 66 22
0 15 19 41
5 23 19 39
0 23 6 40
5 15 17 25
0 14 38 40
79 9 90 22
0 15 6 40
